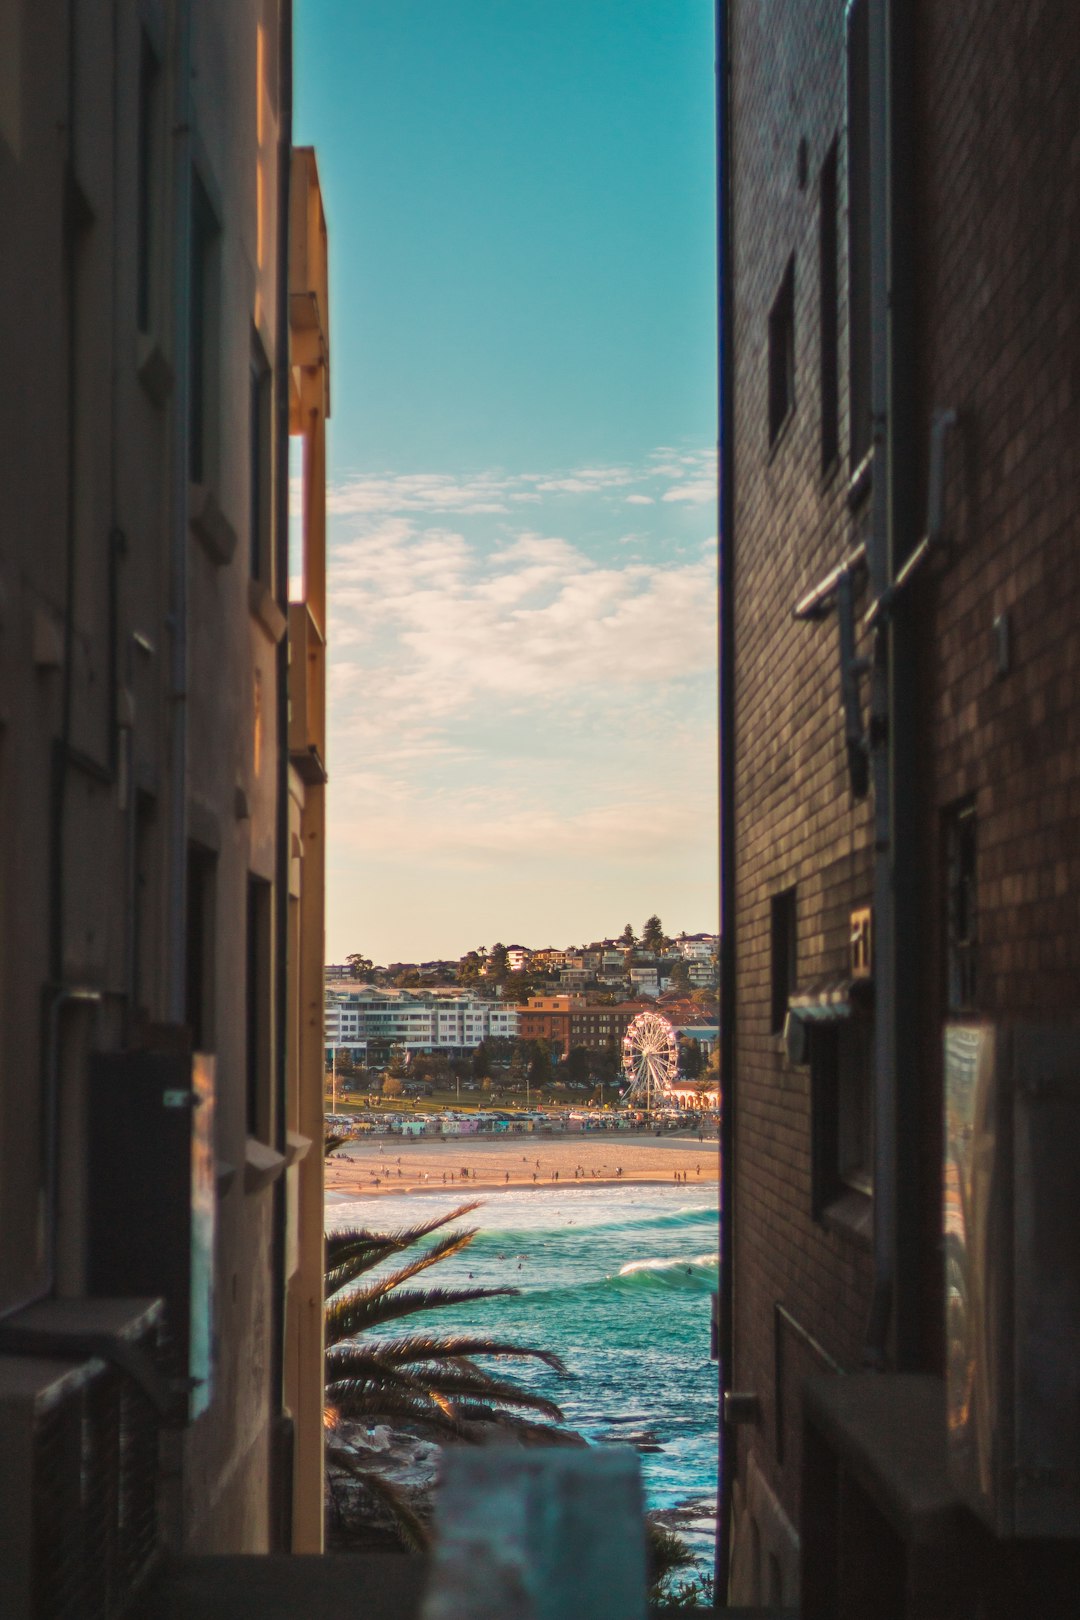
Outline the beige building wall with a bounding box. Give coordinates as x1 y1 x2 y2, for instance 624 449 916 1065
0 0 328 1569
284 144 331 1553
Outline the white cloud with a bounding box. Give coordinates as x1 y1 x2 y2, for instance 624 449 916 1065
322 447 718 521
328 517 715 732
661 479 717 506
319 448 720 956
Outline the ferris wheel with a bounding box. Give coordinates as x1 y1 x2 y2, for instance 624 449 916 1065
621 1010 679 1109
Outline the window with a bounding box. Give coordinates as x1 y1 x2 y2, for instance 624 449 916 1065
770 888 797 1033
249 333 272 580
945 801 977 1012
246 875 273 1139
847 0 872 472
819 141 839 471
189 173 221 484
185 844 217 1049
811 1016 873 1218
136 33 163 333
768 257 796 446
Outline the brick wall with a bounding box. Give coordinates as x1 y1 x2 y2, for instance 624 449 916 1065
728 0 1080 1591
729 0 876 1547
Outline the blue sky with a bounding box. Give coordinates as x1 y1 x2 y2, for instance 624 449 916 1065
295 1 718 965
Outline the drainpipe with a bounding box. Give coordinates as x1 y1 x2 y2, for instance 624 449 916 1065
863 0 894 1370
715 0 736 1593
864 0 919 1370
165 0 194 1024
883 0 920 1372
271 0 295 1550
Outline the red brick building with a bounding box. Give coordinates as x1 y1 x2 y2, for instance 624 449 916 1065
720 2 1080 1611
517 996 647 1061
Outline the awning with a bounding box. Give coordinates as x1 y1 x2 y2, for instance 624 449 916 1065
783 977 873 1064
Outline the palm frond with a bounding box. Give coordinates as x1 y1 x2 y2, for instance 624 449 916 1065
333 1333 567 1375
401 1366 565 1423
329 1452 431 1553
325 1202 482 1293
326 1283 518 1346
325 1378 474 1441
328 1344 565 1424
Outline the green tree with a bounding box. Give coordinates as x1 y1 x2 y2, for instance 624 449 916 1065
488 942 509 979
528 1038 553 1089
678 1037 704 1080
667 959 691 994
381 1074 404 1098
641 915 665 953
457 950 485 982
563 1046 592 1086
346 952 374 980
471 1041 492 1080
619 923 636 947
325 1203 567 1546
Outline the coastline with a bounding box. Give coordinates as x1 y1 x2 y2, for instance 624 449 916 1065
325 1129 719 1203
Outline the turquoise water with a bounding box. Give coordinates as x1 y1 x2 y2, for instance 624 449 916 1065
327 1183 719 1552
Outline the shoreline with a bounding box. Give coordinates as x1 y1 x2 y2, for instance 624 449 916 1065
326 1173 715 1204
325 1129 718 1203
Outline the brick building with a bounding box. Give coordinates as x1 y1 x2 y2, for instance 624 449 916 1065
517 996 646 1061
720 1 1080 1612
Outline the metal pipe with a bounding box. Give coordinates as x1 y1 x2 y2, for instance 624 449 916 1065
165 0 194 1022
715 0 736 1594
883 0 921 1371
863 0 895 1370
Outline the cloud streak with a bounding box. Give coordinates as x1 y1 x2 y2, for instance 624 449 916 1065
324 447 717 520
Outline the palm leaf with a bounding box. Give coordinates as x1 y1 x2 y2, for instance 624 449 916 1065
329 1451 431 1553
326 1283 518 1346
325 1203 482 1293
336 1333 567 1374
401 1367 565 1423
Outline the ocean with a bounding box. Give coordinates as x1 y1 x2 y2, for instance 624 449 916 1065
327 1181 719 1562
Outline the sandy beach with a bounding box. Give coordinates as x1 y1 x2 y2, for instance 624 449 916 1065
325 1128 719 1201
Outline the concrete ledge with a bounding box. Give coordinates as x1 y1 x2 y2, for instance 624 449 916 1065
803 1372 956 1542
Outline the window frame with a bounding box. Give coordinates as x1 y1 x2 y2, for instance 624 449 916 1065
768 256 796 448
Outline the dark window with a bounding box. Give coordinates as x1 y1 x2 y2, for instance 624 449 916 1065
847 0 873 472
819 141 839 471
249 333 272 580
946 802 977 1012
189 174 220 484
247 875 273 1139
811 1017 873 1218
185 844 217 1049
136 34 162 333
768 258 796 446
770 888 797 1033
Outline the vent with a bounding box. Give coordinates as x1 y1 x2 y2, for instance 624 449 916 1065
0 1300 164 1618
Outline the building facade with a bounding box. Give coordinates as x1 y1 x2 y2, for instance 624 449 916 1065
721 2 1080 1612
325 989 518 1061
517 996 646 1062
0 0 328 1593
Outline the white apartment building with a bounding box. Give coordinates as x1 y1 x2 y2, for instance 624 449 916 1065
325 990 518 1061
672 933 720 962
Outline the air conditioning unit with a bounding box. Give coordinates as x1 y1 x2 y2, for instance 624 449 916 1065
0 1299 164 1618
87 1051 217 1422
944 1021 1080 1537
